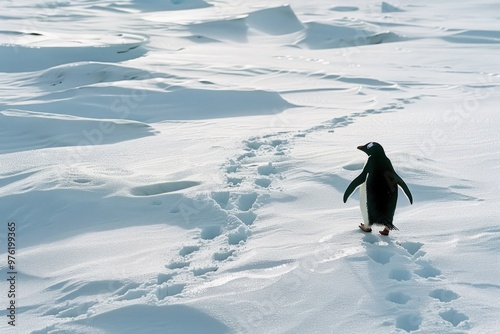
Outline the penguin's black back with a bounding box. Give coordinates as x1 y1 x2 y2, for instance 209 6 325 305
364 155 399 227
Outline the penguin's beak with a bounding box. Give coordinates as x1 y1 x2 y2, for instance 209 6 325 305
357 145 365 152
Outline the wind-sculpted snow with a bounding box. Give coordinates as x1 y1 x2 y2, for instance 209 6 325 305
0 109 156 153
245 5 305 36
73 305 229 334
117 0 212 12
180 5 404 48
0 0 499 333
3 86 294 121
297 21 404 49
35 63 168 91
0 31 148 73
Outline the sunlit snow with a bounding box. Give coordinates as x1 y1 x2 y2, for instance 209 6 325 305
1 0 499 333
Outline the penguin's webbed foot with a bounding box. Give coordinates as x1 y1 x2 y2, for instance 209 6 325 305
379 227 390 236
359 224 372 232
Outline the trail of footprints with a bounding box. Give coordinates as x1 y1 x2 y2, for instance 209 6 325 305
39 133 292 322
118 133 291 304
361 234 470 332
40 100 427 321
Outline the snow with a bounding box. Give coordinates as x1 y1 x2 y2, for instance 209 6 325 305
1 0 499 333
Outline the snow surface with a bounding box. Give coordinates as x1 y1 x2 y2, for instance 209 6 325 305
1 0 499 333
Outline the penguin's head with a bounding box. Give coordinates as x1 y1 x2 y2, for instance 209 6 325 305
357 142 386 157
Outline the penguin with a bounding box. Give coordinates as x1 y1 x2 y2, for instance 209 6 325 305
343 142 413 235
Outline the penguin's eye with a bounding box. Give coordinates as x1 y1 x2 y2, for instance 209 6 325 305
367 142 374 149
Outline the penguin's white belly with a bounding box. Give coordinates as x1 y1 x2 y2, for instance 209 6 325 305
360 181 369 225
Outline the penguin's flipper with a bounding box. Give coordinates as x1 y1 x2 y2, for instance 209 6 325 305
396 175 413 204
343 171 367 203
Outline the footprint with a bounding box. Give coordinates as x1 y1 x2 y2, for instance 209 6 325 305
389 268 412 281
228 226 251 245
226 165 239 173
165 261 190 270
255 178 272 188
192 266 218 277
179 245 200 257
156 283 185 300
400 241 423 256
227 176 243 186
439 308 469 327
237 193 258 211
362 234 379 244
366 247 395 265
395 312 422 332
211 191 230 208
429 289 459 302
386 292 411 304
200 225 222 240
237 152 256 161
257 162 277 176
245 140 262 150
270 139 286 147
414 261 441 278
157 273 176 285
236 211 257 225
213 249 235 262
